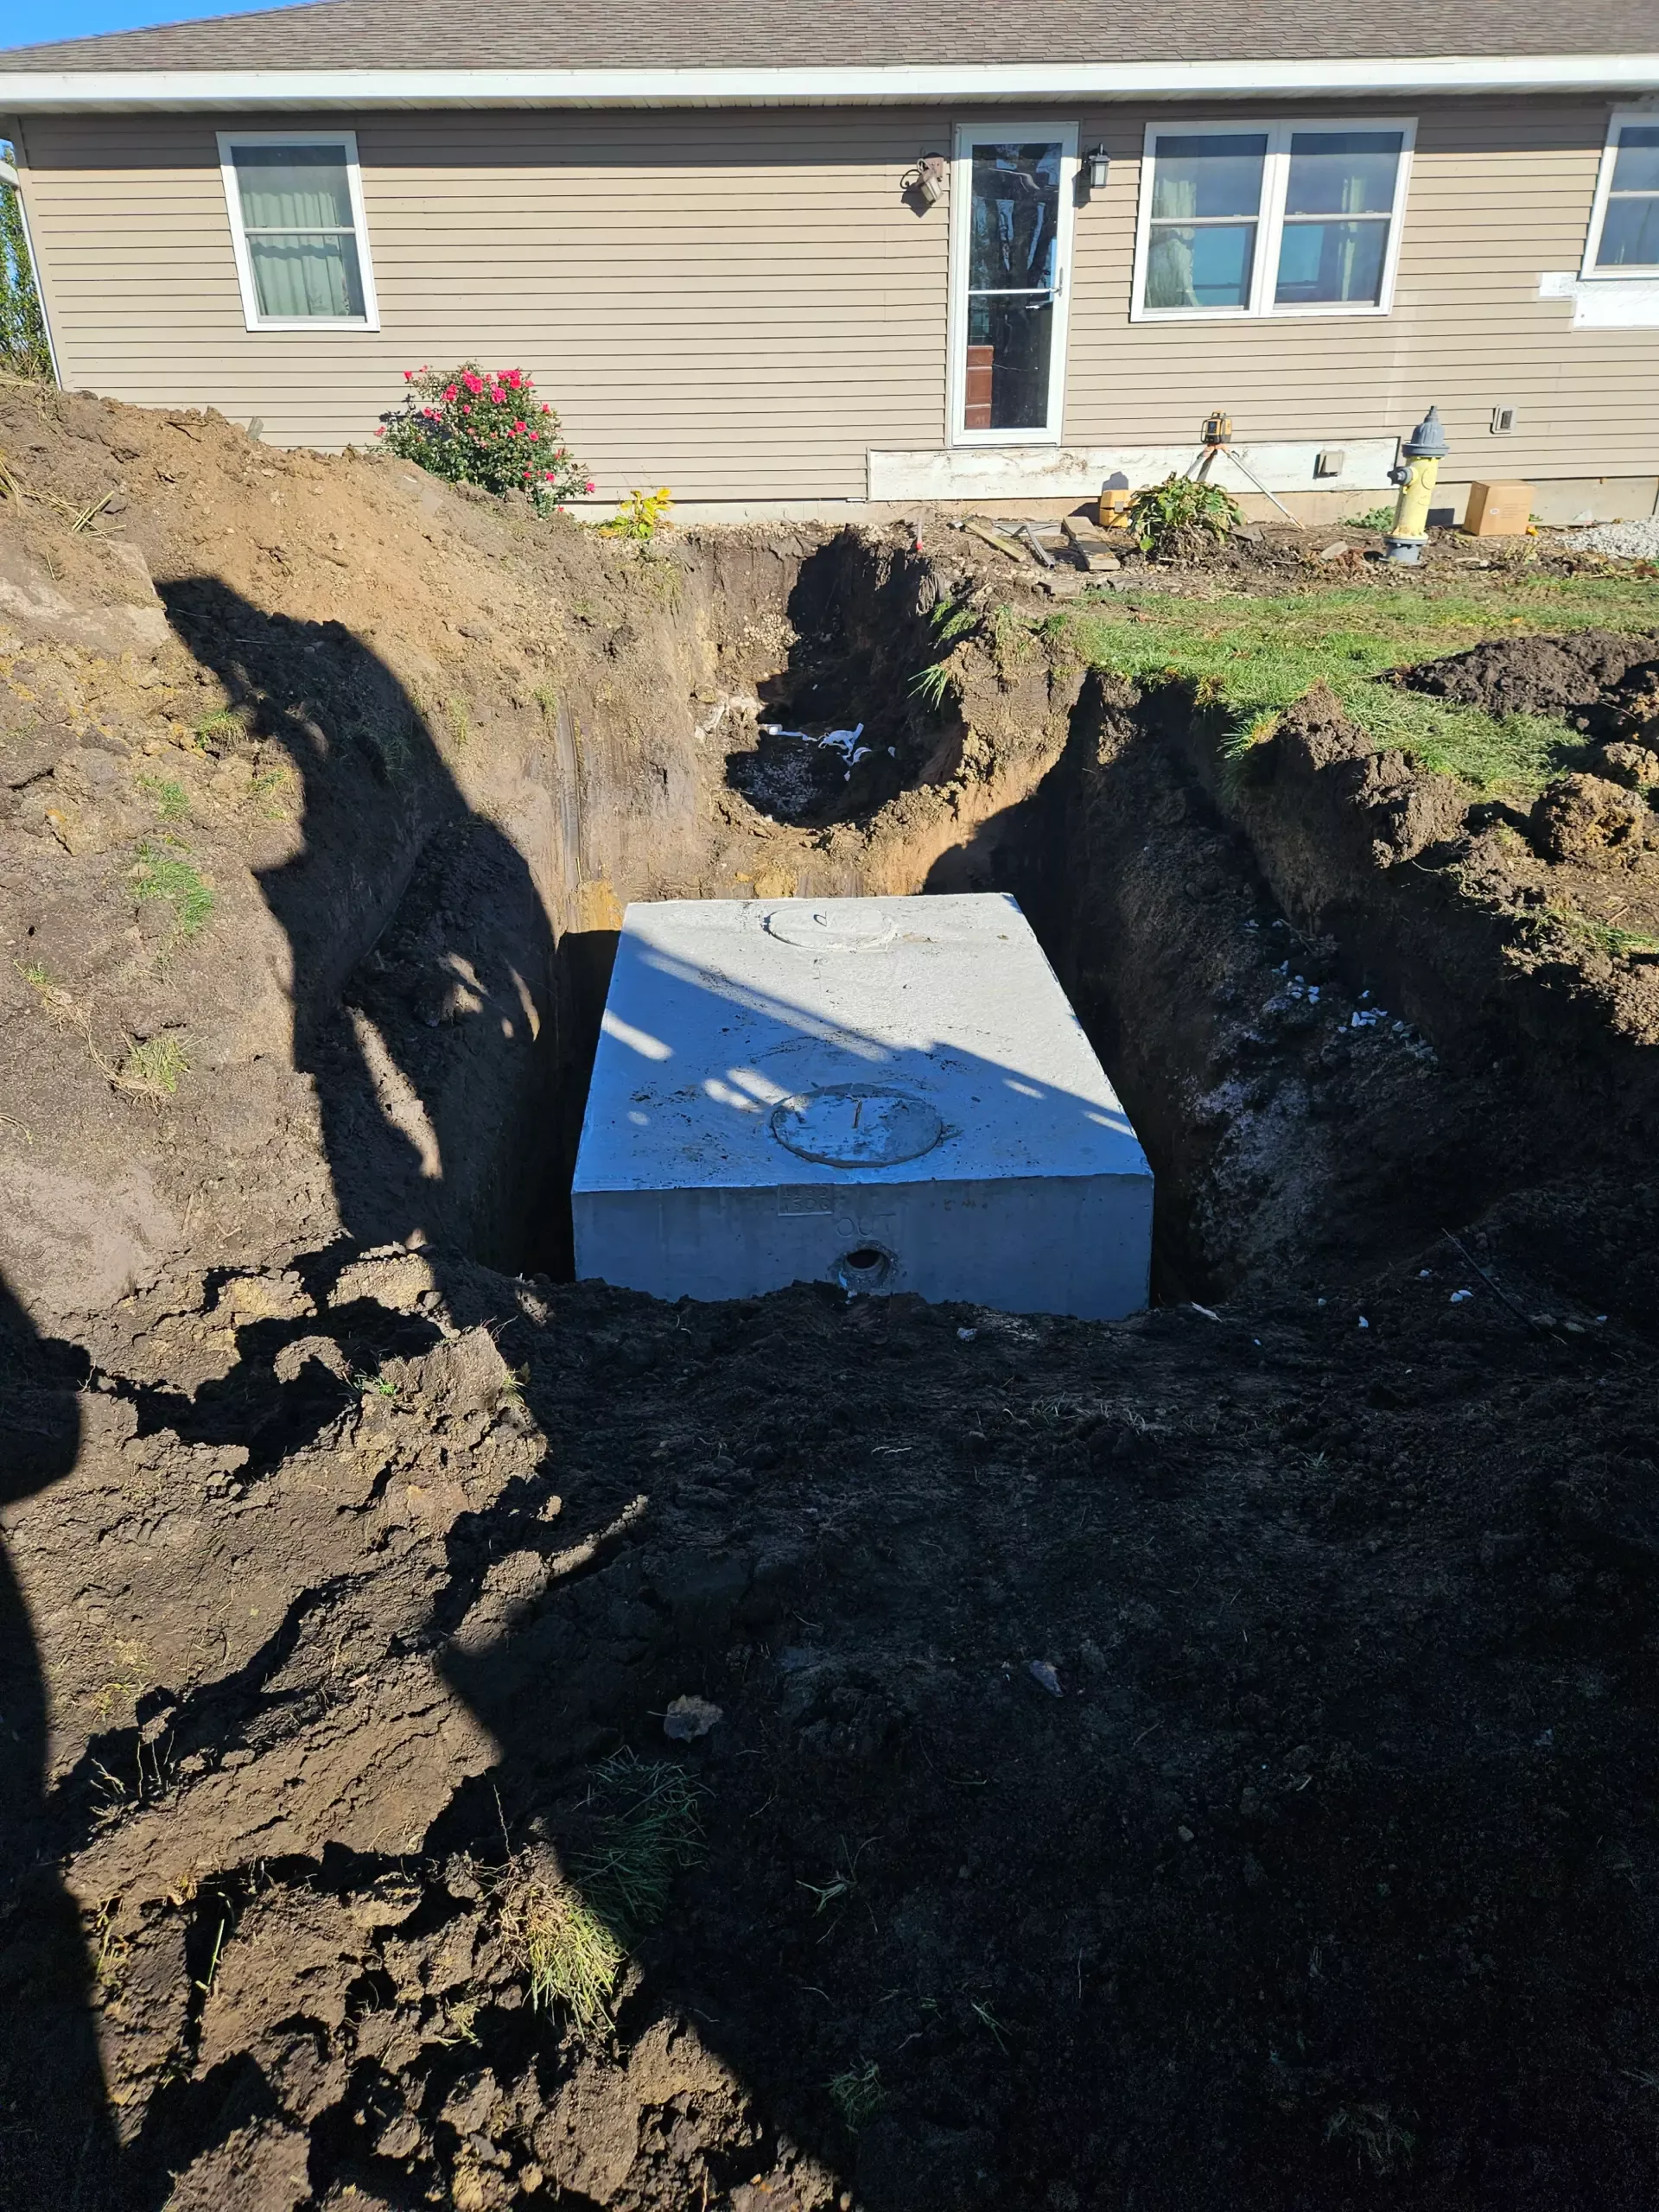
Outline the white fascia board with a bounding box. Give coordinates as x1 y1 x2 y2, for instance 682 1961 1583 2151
3 54 1659 111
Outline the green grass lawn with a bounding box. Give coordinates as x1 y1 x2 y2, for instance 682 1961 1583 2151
1058 574 1659 794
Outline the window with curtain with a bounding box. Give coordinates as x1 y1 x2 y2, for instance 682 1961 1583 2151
222 137 373 325
1591 122 1659 270
1137 120 1411 319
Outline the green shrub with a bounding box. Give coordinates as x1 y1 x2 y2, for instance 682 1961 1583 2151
1128 473 1243 560
599 486 673 541
378 363 593 504
1345 503 1397 531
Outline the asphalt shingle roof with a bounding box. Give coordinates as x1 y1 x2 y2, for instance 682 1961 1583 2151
3 0 1656 72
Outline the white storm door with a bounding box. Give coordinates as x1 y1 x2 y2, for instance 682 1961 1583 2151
949 123 1077 446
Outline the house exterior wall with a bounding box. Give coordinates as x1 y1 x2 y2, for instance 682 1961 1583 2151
12 98 1657 505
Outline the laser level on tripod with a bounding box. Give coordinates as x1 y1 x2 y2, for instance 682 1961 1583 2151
1184 407 1302 528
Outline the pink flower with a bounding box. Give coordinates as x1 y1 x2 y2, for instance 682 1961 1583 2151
528 430 538 441
543 471 555 480
403 369 413 382
584 480 595 493
541 404 550 414
374 424 385 435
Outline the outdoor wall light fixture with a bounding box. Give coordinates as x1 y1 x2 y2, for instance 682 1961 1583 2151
905 153 948 206
1085 146 1110 191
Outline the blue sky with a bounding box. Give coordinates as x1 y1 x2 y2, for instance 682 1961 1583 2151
0 0 288 48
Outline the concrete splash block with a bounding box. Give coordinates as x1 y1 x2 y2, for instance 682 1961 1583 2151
572 893 1153 1319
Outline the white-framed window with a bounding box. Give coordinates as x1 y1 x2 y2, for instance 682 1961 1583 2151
1582 108 1659 277
1131 118 1414 321
217 130 379 332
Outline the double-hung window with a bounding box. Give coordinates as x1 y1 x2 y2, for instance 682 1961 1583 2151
218 130 379 331
1134 118 1413 321
1583 111 1659 276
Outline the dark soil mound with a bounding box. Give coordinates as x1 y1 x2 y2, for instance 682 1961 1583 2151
6 1228 1659 2212
1396 630 1659 726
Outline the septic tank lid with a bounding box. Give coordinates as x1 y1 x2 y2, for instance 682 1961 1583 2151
764 903 898 951
769 1083 943 1167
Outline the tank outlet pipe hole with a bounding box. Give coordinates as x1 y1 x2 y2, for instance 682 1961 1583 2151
836 1244 897 1293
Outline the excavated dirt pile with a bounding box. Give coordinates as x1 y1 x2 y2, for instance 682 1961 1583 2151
3 386 1659 2212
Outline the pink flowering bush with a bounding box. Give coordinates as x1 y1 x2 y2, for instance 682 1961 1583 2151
378 363 594 505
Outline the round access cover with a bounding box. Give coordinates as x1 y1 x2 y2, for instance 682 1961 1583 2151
763 903 897 951
770 1083 943 1168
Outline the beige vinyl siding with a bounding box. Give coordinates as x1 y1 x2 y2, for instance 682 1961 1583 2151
1065 99 1658 484
14 98 1658 499
16 108 951 498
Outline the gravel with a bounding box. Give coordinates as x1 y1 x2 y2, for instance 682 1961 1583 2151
1554 518 1659 559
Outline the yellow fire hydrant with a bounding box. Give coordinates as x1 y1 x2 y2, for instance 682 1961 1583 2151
1384 404 1448 566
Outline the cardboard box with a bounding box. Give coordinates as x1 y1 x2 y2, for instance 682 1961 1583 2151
1463 480 1533 537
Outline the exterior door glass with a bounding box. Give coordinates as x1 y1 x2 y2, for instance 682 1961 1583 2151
963 141 1065 431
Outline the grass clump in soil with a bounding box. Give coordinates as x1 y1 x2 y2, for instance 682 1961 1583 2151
137 775 189 822
910 595 979 709
828 2061 887 2132
132 842 213 938
1525 905 1659 964
1325 2102 1416 2177
1064 575 1659 794
500 1752 701 2035
193 709 243 752
512 1879 626 2035
119 1033 189 1096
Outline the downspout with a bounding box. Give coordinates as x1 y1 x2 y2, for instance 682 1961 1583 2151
1 118 62 390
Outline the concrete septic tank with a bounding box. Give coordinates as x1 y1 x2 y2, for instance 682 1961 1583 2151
571 893 1153 1319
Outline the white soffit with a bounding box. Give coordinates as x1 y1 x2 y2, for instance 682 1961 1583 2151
2 55 1659 111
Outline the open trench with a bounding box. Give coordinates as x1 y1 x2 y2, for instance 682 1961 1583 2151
317 524 1655 1318
18 486 1659 2211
